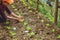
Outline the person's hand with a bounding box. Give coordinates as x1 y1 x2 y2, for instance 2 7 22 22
16 16 24 22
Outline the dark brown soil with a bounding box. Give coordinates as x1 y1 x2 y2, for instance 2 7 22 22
0 0 60 40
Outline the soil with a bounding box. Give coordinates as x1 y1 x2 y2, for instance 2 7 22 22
0 0 60 40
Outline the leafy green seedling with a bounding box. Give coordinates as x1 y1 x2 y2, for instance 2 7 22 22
51 29 55 33
9 31 16 37
6 26 12 30
40 19 44 22
30 32 35 36
26 26 31 31
23 22 28 26
46 23 50 27
28 32 35 37
57 35 60 38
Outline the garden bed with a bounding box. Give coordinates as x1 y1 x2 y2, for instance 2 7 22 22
0 0 60 40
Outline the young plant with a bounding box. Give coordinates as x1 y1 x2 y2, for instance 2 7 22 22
45 23 50 27
23 21 28 26
57 34 60 39
30 32 35 36
51 29 55 33
26 26 31 31
28 32 35 37
9 31 16 37
6 26 12 30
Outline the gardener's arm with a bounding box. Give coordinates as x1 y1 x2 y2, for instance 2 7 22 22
4 4 20 18
10 12 20 18
7 16 19 20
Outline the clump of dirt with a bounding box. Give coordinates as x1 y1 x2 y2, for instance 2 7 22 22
0 0 60 40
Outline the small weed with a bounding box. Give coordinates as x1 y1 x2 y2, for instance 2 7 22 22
28 32 35 37
30 32 35 36
23 21 28 26
9 31 16 37
45 23 50 27
6 26 12 30
57 35 60 38
51 29 55 33
26 26 31 31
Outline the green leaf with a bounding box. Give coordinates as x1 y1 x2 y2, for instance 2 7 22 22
23 22 28 26
6 26 12 30
30 32 35 36
9 31 16 37
26 26 31 31
51 29 55 33
57 35 60 38
46 23 50 27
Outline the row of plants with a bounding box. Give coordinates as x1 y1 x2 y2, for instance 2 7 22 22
4 18 60 39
